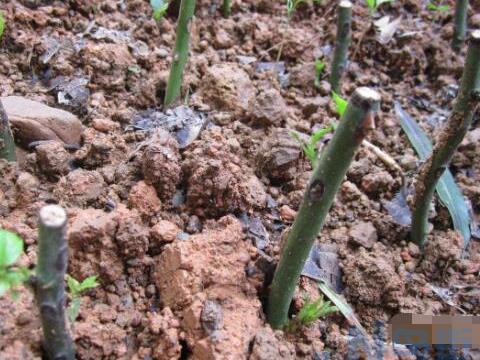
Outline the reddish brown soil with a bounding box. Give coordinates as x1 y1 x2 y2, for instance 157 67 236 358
1 0 480 359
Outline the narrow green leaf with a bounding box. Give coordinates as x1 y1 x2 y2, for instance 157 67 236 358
0 11 4 39
318 281 368 337
395 102 471 249
365 0 376 10
66 274 81 295
78 275 99 292
68 297 81 323
332 91 348 117
0 230 24 267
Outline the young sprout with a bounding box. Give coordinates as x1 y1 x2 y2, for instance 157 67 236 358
365 0 393 14
314 59 326 88
426 1 449 12
411 31 480 247
151 0 169 21
452 0 468 51
332 91 348 117
291 125 333 169
33 205 74 360
330 0 352 94
0 229 30 298
285 295 337 333
267 87 381 329
164 0 196 107
0 99 16 162
66 274 99 323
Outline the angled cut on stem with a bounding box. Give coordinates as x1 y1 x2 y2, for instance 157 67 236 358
0 99 16 161
164 0 196 107
34 205 74 360
411 30 480 247
452 0 468 52
267 87 381 329
329 0 352 94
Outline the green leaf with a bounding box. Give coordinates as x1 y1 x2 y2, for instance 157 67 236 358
0 279 9 296
426 2 449 11
332 91 348 117
395 102 471 249
78 275 99 292
318 281 368 338
67 297 81 323
314 59 326 88
0 230 24 267
66 274 81 295
365 0 376 10
0 11 4 39
150 0 168 21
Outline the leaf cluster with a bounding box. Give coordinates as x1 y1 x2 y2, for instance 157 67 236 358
151 0 169 21
286 295 338 332
365 0 393 13
0 230 30 298
291 125 333 169
66 275 99 322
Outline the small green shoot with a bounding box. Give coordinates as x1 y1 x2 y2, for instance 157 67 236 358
0 11 5 39
426 2 449 12
286 295 337 332
66 274 99 322
291 125 334 169
0 229 30 298
151 0 169 21
365 0 393 13
286 0 322 20
332 91 348 117
314 59 326 88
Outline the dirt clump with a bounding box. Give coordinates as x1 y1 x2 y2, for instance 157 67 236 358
141 129 181 203
348 221 378 249
54 169 106 207
128 180 162 219
341 245 406 314
192 63 255 117
421 230 463 280
34 140 70 179
155 216 263 358
183 128 267 217
250 85 288 127
250 327 296 360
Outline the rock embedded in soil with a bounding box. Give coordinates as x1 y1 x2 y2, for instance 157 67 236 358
150 220 179 244
256 128 302 182
348 221 378 249
35 140 71 179
192 63 255 117
250 86 288 126
1 96 82 146
183 128 267 217
142 129 181 203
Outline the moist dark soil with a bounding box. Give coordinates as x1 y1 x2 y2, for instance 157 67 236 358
1 0 480 359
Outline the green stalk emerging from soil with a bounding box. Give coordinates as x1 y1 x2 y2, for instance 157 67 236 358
411 30 480 247
329 0 352 94
267 87 381 329
452 0 468 51
0 99 16 162
33 205 74 360
164 0 196 107
222 0 231 17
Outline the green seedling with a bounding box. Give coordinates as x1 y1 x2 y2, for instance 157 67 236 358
426 2 449 11
0 229 30 298
151 0 169 21
314 59 326 88
365 0 393 13
291 125 333 169
286 295 337 332
66 274 99 323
